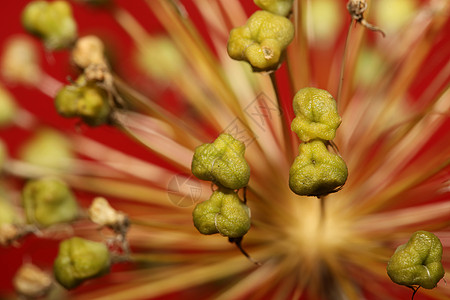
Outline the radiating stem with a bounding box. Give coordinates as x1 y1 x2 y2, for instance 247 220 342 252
269 72 294 161
337 19 354 113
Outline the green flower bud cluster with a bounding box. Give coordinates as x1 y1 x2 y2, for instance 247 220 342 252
55 76 111 126
192 133 250 190
191 134 251 239
289 88 347 196
387 231 445 290
22 1 77 50
54 237 110 289
22 177 79 227
193 188 251 238
254 0 294 16
227 10 294 71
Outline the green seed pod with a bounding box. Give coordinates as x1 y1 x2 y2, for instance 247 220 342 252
387 231 445 289
55 76 111 126
289 140 348 196
193 188 251 238
22 0 77 50
191 133 250 190
19 128 74 170
254 0 294 16
0 85 18 128
22 177 78 227
291 87 341 142
54 237 110 289
54 85 79 118
227 10 294 71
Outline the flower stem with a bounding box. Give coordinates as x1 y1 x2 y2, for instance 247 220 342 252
337 19 354 112
269 72 294 161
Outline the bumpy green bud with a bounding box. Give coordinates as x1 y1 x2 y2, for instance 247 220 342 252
19 128 74 169
22 0 77 50
192 133 250 190
227 10 294 71
22 177 78 227
0 86 18 127
291 87 341 142
289 140 347 196
193 188 251 238
55 76 110 126
54 237 110 289
254 0 294 16
387 231 445 289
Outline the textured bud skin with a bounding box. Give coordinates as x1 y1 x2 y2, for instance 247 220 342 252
289 140 348 196
291 87 341 142
55 86 79 117
191 133 250 189
54 237 110 289
22 178 78 227
193 189 251 238
22 0 77 50
254 0 293 16
227 10 294 71
54 77 110 126
387 231 445 289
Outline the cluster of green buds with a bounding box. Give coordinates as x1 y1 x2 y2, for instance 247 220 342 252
289 87 348 196
192 133 250 190
55 75 111 126
227 9 294 72
22 177 79 227
387 231 445 290
254 0 294 16
53 237 110 289
21 0 77 50
193 188 251 238
191 134 251 240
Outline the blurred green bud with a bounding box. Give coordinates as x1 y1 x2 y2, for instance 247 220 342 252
254 0 293 16
22 177 78 227
387 231 445 289
19 128 74 169
0 85 18 127
289 140 347 196
227 10 294 71
22 0 77 50
0 198 16 225
192 133 250 190
136 36 184 81
291 87 341 142
193 188 251 238
54 237 110 289
55 76 111 126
